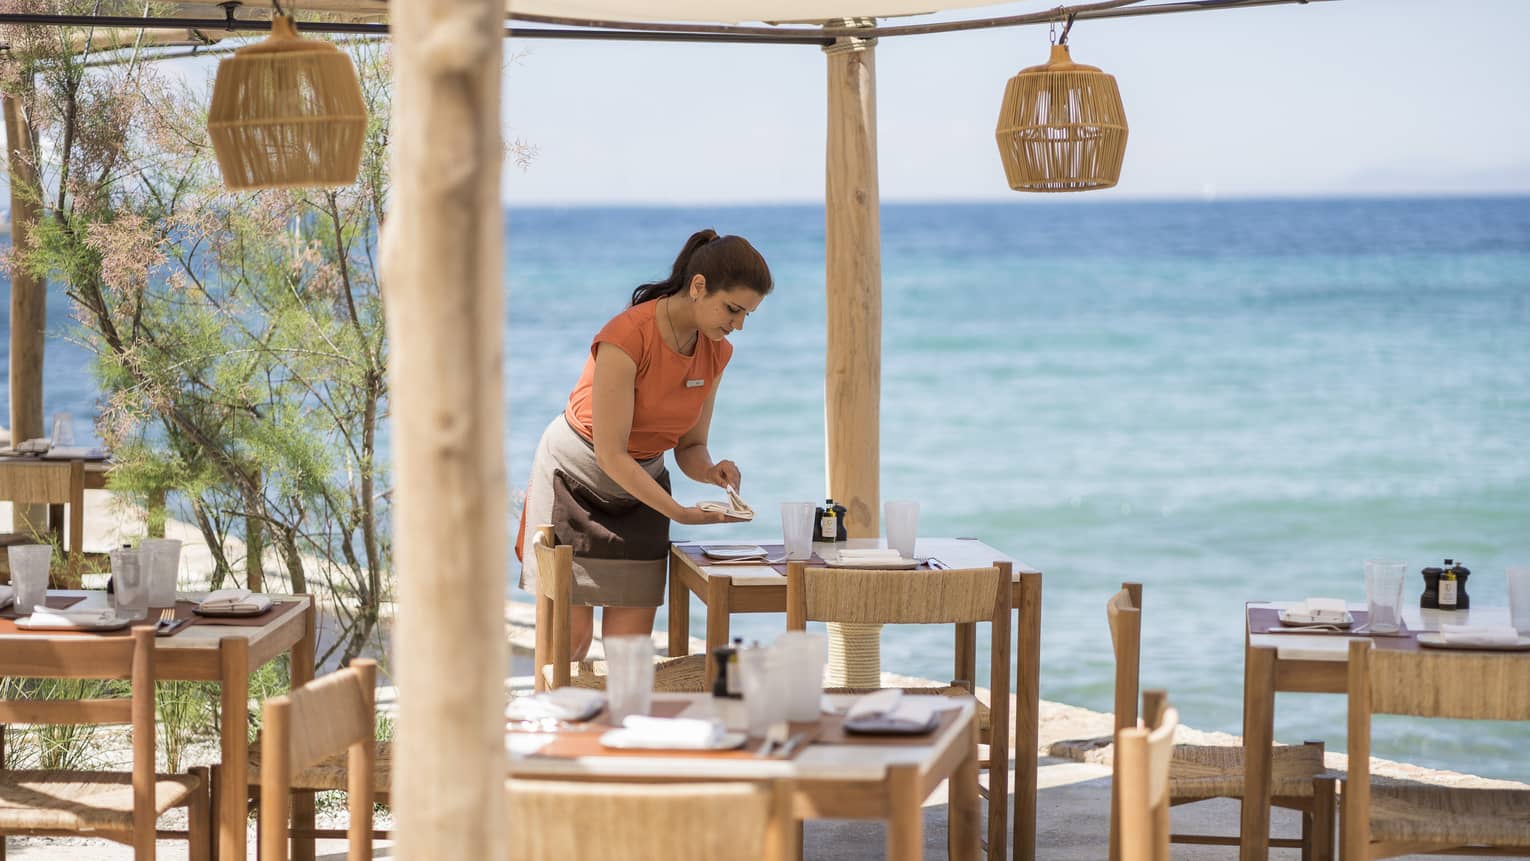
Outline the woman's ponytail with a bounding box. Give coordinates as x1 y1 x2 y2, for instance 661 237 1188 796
631 229 719 306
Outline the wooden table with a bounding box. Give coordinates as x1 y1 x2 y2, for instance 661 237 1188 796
0 590 315 861
667 536 1043 861
507 692 981 861
1240 601 1520 861
0 456 109 579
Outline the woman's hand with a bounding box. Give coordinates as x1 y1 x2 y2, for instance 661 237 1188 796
672 505 732 526
705 460 741 491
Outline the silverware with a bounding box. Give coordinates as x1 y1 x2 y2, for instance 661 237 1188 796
772 731 809 759
921 557 949 570
156 608 175 630
755 721 789 758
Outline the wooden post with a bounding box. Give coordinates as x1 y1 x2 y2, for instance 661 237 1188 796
4 88 48 536
824 18 883 688
385 0 508 858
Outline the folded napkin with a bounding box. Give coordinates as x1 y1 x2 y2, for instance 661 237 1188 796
197 589 273 614
1439 624 1522 647
1290 597 1349 624
23 607 118 628
616 715 727 749
505 688 605 722
836 549 906 562
0 585 12 608
844 689 940 733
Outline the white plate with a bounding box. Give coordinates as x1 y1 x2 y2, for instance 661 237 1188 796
1277 609 1354 628
701 544 769 561
823 556 920 570
598 729 748 751
16 615 133 632
1417 632 1530 651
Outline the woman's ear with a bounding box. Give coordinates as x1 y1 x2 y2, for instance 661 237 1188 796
689 274 707 300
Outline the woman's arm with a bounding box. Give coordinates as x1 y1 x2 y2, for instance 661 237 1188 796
673 372 740 490
591 343 726 525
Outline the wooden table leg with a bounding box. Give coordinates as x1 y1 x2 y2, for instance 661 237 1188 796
703 574 733 688
219 637 250 861
1241 644 1276 861
887 764 923 861
668 552 689 658
1013 573 1041 861
949 714 981 861
290 603 318 861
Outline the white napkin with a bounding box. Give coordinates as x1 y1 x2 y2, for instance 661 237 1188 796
22 607 118 628
1289 597 1348 624
1439 624 1522 647
836 549 905 562
505 688 605 722
845 689 940 733
197 589 273 613
0 585 12 608
616 715 727 749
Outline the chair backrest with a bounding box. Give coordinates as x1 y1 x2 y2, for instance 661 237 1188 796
785 562 1010 626
1106 584 1143 733
505 778 792 861
1343 640 1530 860
1116 692 1177 861
530 524 573 691
261 659 378 861
0 626 158 852
0 459 84 505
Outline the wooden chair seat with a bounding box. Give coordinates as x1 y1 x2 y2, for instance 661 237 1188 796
1367 784 1530 847
1167 742 1325 800
539 652 709 693
0 769 203 832
247 740 393 794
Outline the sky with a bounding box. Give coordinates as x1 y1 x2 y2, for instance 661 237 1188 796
500 0 1530 204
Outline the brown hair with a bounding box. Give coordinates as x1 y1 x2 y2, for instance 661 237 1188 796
630 229 773 306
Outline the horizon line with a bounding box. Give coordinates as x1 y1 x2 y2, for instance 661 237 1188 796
502 190 1530 210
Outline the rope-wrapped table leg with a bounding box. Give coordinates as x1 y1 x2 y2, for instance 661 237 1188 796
826 622 882 687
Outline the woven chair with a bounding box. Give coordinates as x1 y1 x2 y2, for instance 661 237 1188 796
1341 640 1530 860
529 525 707 693
0 626 211 860
506 778 793 861
786 559 1013 861
0 458 86 582
256 659 378 861
1118 690 1179 861
1101 583 1335 861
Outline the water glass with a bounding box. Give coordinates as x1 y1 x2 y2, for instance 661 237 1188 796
772 630 828 722
49 411 75 447
780 502 815 561
1363 560 1407 634
604 635 654 723
7 544 52 614
737 646 788 737
110 547 150 621
1507 567 1530 635
140 538 183 607
884 500 920 560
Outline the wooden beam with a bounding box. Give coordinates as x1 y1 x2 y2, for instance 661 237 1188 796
4 87 47 535
384 0 508 857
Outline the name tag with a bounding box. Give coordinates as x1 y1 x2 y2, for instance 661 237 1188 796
685 379 706 388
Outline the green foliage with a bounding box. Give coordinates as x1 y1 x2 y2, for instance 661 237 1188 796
0 678 123 770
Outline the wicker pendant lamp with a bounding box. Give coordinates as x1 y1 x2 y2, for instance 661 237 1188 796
994 22 1128 192
207 13 367 190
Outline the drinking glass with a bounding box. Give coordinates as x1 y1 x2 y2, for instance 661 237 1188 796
1363 560 1407 634
110 547 150 621
737 646 788 737
1507 566 1530 635
779 502 815 561
884 500 920 560
7 544 52 614
140 538 183 607
603 635 654 723
772 630 828 722
49 411 75 448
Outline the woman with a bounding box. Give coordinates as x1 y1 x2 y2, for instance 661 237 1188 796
518 229 772 660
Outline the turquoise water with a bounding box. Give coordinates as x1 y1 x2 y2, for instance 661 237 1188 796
7 197 1530 780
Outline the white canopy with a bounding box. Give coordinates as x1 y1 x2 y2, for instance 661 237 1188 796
505 0 1018 25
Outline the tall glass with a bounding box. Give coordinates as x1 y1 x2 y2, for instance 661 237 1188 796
779 502 815 561
773 630 828 722
140 538 183 607
884 500 920 560
110 547 150 621
603 635 654 724
737 646 788 737
49 411 75 447
7 544 52 614
1507 566 1530 635
1363 560 1407 634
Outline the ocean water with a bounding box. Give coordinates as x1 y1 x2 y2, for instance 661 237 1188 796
7 197 1530 780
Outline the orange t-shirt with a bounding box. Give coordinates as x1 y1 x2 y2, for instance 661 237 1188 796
564 300 733 461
